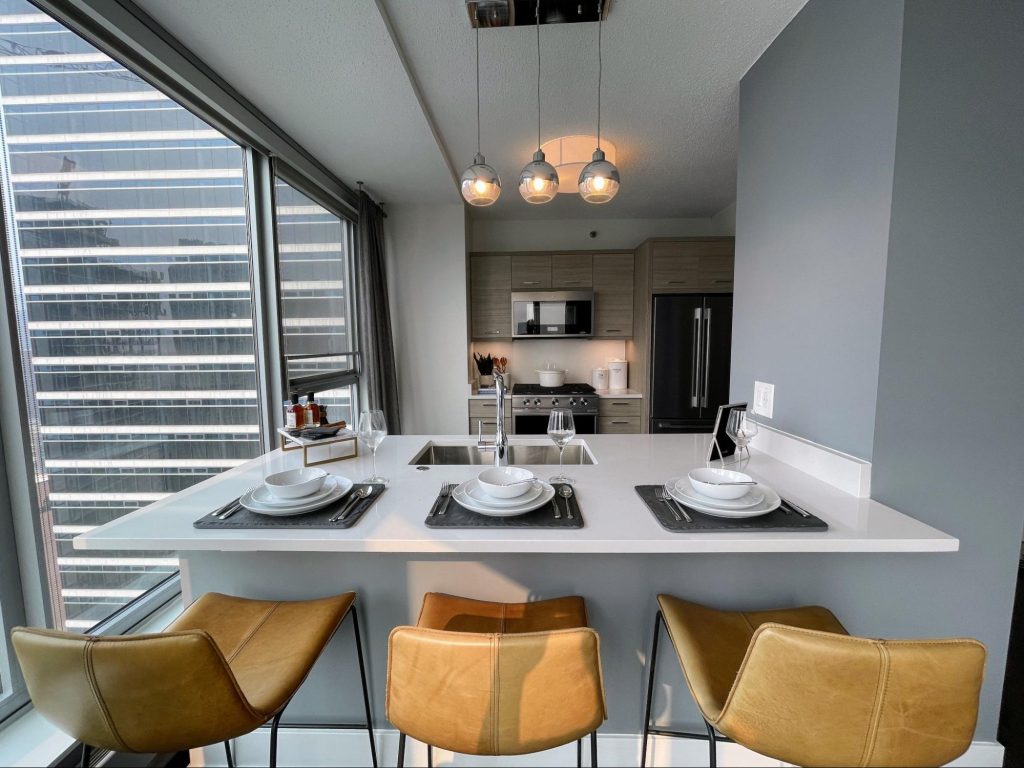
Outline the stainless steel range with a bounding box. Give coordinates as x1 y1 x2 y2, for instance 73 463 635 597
511 383 598 434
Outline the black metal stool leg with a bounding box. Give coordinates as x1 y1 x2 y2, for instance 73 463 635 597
352 606 379 767
427 743 433 767
640 610 663 768
577 738 583 767
590 731 598 767
224 740 234 768
269 710 284 768
704 719 717 768
396 732 406 767
79 743 91 768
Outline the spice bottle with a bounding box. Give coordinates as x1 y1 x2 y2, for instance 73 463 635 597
287 393 305 429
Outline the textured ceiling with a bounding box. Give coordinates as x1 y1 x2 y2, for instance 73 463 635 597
130 0 806 219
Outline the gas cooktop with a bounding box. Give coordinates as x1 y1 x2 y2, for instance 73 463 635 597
512 383 596 396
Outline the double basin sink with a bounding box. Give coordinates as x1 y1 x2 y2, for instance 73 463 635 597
409 441 595 466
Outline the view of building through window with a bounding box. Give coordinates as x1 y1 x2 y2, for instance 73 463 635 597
0 0 261 631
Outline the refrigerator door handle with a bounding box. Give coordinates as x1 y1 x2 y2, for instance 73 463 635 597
701 307 712 408
691 307 702 407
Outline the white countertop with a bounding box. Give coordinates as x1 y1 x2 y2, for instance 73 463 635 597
74 434 957 555
468 389 642 399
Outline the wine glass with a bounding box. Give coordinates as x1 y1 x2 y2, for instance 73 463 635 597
547 408 576 485
357 410 388 484
726 409 759 462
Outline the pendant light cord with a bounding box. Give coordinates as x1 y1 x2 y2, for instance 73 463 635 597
475 26 481 155
597 0 603 149
535 0 541 150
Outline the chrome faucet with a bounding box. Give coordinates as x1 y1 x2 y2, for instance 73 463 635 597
476 371 510 466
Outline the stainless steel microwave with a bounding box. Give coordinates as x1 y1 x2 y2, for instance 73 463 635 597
511 291 594 338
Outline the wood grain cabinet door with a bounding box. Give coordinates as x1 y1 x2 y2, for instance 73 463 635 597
593 252 634 337
470 255 511 338
511 253 552 291
651 242 700 292
551 254 593 288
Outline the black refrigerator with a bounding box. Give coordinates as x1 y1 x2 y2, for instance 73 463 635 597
650 294 733 433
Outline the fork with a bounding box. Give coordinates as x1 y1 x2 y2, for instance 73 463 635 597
656 488 690 523
434 483 455 516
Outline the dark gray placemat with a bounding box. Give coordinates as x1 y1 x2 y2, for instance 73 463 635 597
193 484 385 530
425 483 583 529
635 485 827 532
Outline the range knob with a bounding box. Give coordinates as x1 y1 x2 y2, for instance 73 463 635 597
568 398 577 407
581 398 589 406
551 398 559 406
533 398 541 406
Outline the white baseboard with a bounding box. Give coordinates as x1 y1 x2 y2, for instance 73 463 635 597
749 423 872 497
196 728 1003 767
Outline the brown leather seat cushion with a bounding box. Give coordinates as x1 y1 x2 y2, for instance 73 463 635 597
417 592 588 633
657 593 847 721
168 591 355 715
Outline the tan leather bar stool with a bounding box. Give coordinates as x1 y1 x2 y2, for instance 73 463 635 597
641 594 986 768
12 591 377 768
387 592 607 767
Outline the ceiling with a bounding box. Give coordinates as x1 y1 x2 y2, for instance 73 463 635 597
132 0 806 220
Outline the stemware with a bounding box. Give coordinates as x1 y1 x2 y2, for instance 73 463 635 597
726 409 759 462
547 408 576 485
357 410 388 484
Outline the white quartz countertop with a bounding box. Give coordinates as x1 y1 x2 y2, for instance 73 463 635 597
75 434 957 555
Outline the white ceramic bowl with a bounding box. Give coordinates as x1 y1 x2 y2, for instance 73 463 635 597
477 466 536 499
536 369 566 387
264 467 329 499
687 467 754 500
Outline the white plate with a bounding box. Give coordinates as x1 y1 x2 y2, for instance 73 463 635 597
666 477 781 518
251 476 350 507
672 479 765 509
241 479 350 516
464 478 543 508
453 480 555 517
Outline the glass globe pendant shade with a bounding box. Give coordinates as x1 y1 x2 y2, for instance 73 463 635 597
578 148 620 204
460 153 501 207
518 149 559 204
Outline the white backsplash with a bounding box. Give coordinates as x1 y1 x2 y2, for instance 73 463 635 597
471 339 627 387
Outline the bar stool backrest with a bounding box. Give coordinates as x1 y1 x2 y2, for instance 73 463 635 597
716 624 986 767
387 626 606 756
11 626 265 753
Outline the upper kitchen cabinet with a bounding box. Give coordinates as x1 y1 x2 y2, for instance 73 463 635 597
551 254 593 289
593 252 634 337
645 238 735 293
470 254 512 338
511 253 552 291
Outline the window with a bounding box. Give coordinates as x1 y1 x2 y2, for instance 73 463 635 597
0 0 261 638
274 176 358 424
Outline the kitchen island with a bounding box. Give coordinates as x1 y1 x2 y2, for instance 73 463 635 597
76 434 958 766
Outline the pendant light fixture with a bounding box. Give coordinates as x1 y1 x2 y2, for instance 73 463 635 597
460 25 501 206
579 0 620 204
518 0 558 204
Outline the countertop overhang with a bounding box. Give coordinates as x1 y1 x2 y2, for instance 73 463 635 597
73 434 958 555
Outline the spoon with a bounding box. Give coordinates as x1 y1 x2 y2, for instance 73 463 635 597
558 485 574 520
331 486 371 523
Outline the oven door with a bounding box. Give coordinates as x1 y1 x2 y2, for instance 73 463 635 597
513 413 597 435
511 291 594 337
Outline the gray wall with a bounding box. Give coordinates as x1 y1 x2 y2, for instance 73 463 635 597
730 0 905 460
871 0 1024 739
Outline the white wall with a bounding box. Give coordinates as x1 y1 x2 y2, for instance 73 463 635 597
385 203 469 434
471 215 726 252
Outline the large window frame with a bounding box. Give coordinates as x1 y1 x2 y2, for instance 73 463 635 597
0 0 364 725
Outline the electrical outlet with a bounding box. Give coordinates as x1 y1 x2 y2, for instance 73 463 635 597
753 381 774 418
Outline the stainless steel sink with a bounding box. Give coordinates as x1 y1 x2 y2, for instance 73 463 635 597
409 442 595 466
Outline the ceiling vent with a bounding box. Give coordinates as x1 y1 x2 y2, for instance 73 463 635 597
466 0 611 28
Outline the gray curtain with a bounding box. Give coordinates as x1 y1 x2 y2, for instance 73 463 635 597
355 191 401 433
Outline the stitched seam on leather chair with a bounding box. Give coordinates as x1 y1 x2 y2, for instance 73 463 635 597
500 603 506 634
859 641 891 767
82 638 131 752
739 611 756 633
226 601 280 663
491 634 499 755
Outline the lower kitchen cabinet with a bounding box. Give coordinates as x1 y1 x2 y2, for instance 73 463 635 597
597 398 642 433
468 398 512 436
598 416 642 433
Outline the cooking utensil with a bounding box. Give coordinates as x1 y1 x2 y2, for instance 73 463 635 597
558 484 574 520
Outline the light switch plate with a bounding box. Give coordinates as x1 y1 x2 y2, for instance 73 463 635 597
753 381 774 418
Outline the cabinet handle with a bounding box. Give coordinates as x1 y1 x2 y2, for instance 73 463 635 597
561 280 582 284
611 420 630 424
520 280 541 285
482 403 496 408
712 279 732 284
611 402 629 406
604 328 622 333
490 330 501 334
668 280 688 284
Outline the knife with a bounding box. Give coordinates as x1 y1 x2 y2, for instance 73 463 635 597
785 500 811 518
219 502 242 520
671 498 693 524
